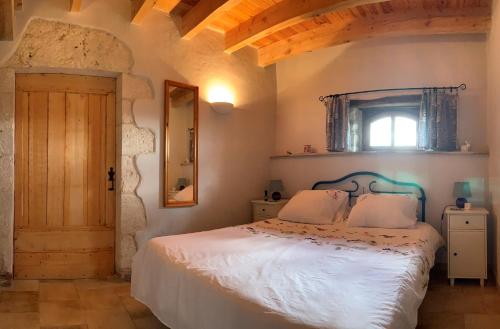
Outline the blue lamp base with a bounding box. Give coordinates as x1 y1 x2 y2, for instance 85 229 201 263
456 197 467 209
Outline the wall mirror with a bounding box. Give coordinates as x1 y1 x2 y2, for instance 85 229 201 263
164 80 198 207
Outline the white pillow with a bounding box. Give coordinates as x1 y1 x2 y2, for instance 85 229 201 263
278 190 348 225
346 193 417 229
174 185 194 202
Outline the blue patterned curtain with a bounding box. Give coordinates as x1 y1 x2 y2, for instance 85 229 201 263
325 95 350 152
418 89 458 151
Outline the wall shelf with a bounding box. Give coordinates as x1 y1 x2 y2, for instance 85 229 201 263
271 151 489 159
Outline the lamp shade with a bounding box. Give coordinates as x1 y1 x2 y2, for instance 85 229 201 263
453 182 472 198
269 180 284 192
210 102 233 114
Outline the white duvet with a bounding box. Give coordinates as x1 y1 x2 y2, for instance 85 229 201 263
131 219 443 329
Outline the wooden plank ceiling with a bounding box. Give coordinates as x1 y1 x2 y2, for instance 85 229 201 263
3 1 491 65
131 0 491 66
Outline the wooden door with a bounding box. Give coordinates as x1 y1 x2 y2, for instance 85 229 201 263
14 74 116 279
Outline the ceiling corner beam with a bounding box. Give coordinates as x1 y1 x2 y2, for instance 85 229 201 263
180 0 241 40
0 0 14 41
131 0 155 24
257 12 492 67
224 0 386 54
69 0 81 12
153 0 181 13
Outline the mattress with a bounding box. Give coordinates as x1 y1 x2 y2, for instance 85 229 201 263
131 219 443 329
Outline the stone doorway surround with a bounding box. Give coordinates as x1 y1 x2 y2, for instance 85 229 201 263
0 18 155 283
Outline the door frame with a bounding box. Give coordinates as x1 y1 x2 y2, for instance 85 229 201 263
12 72 121 279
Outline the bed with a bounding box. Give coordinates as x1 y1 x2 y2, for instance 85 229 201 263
131 172 444 329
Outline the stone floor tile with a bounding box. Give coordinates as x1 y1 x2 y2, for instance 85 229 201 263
0 312 39 329
40 282 79 301
39 300 83 327
417 312 465 329
78 289 124 311
0 280 39 292
0 291 39 312
133 315 169 329
465 314 500 329
84 310 135 329
120 295 152 319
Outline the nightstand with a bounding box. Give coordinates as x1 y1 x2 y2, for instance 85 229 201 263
251 199 288 222
445 206 488 286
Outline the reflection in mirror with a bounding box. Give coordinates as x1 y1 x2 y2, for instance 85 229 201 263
164 80 198 207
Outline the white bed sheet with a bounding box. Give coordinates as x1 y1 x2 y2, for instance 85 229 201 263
131 219 443 329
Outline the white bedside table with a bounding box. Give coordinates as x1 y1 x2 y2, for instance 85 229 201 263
445 206 488 286
251 199 288 222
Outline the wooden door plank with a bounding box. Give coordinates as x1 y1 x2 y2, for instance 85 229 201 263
99 95 107 226
16 74 116 94
14 91 29 228
15 250 114 279
64 93 89 227
87 94 103 226
28 92 48 228
47 92 66 227
105 93 116 228
15 229 114 252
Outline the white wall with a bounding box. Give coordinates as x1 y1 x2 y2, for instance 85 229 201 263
487 0 500 283
275 35 487 155
272 34 491 263
0 0 276 272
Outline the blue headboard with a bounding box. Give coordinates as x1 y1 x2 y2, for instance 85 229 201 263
312 171 426 222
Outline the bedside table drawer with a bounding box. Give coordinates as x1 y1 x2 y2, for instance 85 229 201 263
251 201 288 222
254 205 275 219
449 214 485 230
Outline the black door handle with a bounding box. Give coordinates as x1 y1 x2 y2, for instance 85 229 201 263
108 167 115 191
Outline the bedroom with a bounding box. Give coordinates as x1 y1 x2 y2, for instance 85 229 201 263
0 0 498 328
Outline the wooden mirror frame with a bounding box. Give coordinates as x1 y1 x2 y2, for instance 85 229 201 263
164 80 199 208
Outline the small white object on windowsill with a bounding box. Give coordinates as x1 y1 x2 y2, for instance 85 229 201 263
460 140 471 152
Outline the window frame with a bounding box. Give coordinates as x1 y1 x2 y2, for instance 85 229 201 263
362 106 419 151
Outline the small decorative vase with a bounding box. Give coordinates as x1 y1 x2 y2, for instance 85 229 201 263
456 197 467 209
271 191 282 201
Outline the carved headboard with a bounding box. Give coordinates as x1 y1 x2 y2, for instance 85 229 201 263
311 171 426 222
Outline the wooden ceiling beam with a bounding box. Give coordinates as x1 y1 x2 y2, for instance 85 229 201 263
131 0 181 24
257 9 491 67
153 0 181 13
131 0 156 24
224 0 387 54
69 0 81 12
0 0 14 41
180 0 241 40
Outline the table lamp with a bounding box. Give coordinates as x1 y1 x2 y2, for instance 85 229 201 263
269 180 284 201
453 182 471 209
177 177 188 191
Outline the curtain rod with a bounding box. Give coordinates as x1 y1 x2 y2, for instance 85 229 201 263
318 83 467 102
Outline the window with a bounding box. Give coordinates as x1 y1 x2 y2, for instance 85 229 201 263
363 109 418 150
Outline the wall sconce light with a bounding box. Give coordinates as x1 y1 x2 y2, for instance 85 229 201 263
208 85 235 115
210 102 234 114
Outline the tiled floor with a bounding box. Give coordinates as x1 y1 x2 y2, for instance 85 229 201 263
0 277 167 329
418 267 500 329
1 268 499 329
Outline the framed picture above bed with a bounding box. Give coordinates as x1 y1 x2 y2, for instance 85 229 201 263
163 80 199 208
